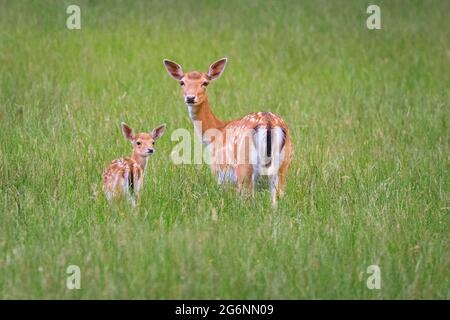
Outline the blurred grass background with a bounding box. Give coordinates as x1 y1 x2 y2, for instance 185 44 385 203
0 0 448 298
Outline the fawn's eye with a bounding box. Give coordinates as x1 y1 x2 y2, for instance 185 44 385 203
152 142 155 146
136 141 141 146
202 81 209 87
180 81 185 86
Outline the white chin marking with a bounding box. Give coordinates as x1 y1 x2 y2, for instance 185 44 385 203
187 105 199 119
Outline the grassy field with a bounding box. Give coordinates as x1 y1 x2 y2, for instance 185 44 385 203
0 0 448 299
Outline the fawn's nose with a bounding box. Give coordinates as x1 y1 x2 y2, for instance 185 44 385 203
185 95 196 104
147 148 154 154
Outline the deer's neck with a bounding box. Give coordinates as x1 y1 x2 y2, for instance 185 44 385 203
132 153 148 172
187 97 227 138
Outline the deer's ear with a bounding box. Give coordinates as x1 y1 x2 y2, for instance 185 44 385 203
207 58 227 81
163 59 184 80
121 122 135 142
151 123 166 140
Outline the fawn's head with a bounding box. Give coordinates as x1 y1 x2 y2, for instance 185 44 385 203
121 122 166 158
163 58 227 106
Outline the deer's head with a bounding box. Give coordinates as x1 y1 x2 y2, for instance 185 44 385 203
163 58 227 106
121 123 166 158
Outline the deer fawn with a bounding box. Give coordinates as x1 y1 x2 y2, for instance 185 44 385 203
102 122 166 206
163 58 292 207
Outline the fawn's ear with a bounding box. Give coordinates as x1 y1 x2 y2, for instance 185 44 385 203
121 122 135 142
151 123 166 140
163 59 184 80
207 58 227 81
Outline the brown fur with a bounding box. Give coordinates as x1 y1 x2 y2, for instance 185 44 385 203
102 124 166 206
164 58 292 206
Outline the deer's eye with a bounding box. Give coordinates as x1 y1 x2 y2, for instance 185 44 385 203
202 81 209 87
180 81 185 86
136 141 141 146
152 141 155 146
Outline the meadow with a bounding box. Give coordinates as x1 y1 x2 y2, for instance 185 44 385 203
0 0 448 299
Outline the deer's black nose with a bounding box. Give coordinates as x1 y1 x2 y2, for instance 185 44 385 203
147 149 154 154
185 95 196 104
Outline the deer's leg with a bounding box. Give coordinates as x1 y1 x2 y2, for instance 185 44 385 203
103 182 113 203
211 164 223 185
128 195 137 208
236 164 253 195
251 171 258 197
269 174 279 208
277 164 289 198
132 174 144 208
217 172 225 185
125 185 137 208
130 191 140 208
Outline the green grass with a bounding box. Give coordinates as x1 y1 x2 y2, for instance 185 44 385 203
0 0 449 299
